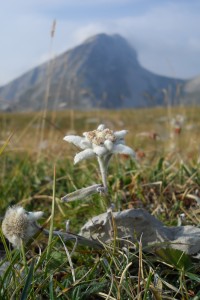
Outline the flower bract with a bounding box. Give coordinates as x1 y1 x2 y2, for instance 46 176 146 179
64 124 135 164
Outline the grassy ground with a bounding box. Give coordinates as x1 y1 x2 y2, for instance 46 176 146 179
0 107 200 299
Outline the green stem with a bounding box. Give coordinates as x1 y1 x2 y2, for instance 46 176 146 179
45 165 56 273
20 239 28 273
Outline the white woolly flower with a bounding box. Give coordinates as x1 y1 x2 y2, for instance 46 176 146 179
171 114 185 133
2 206 43 248
63 124 135 164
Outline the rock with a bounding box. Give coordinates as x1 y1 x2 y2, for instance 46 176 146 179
80 208 200 255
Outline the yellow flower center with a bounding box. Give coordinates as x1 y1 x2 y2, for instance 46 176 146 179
86 128 116 145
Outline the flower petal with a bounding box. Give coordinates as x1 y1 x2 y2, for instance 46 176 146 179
63 135 90 149
93 145 108 156
97 124 106 131
112 144 135 157
28 211 44 221
114 130 128 139
115 139 125 145
80 140 92 149
74 149 95 164
104 140 113 151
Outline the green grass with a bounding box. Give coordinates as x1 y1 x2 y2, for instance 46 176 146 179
0 107 200 299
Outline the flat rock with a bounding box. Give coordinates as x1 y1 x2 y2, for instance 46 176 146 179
80 208 200 255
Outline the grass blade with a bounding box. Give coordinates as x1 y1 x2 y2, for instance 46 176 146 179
0 133 12 156
49 275 55 300
20 259 35 300
46 164 56 262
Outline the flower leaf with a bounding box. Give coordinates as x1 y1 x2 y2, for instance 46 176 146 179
74 149 95 164
112 144 135 157
63 135 89 149
61 184 102 202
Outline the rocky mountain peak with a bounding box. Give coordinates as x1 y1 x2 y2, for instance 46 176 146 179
0 33 184 111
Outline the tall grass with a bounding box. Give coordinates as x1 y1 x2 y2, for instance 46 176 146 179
38 20 56 162
0 107 200 299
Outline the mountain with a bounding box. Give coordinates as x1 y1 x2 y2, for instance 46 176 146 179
0 33 185 111
182 75 200 105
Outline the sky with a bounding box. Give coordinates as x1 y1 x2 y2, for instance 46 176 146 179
0 0 200 86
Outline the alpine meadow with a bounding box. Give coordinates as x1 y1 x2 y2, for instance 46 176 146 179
0 105 200 299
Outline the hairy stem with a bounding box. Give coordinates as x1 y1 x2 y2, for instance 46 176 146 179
97 156 108 191
97 156 112 209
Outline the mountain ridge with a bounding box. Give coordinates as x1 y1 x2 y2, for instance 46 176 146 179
0 33 185 111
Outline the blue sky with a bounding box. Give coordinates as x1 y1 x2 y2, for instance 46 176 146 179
0 0 200 85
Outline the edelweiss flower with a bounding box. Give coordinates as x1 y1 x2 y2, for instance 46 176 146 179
171 114 185 134
63 124 135 164
2 206 43 248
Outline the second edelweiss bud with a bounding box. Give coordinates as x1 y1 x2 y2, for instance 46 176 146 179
2 206 43 248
